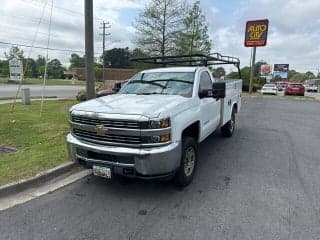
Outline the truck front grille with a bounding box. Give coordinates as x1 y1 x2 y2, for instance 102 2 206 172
73 129 142 147
71 115 142 129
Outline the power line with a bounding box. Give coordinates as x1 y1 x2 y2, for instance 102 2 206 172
19 0 107 22
0 40 85 54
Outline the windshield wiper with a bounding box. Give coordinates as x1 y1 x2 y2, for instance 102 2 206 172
126 80 166 88
136 92 165 95
149 79 193 84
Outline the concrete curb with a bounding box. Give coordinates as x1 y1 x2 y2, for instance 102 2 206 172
0 162 76 198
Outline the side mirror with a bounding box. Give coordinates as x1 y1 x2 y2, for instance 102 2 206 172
212 82 226 99
113 82 122 93
199 89 213 99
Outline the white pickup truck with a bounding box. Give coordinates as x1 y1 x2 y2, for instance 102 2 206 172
67 55 242 187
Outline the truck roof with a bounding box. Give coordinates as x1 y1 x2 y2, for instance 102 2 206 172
141 66 200 73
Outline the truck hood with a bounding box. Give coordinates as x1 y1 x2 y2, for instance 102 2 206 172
71 94 190 118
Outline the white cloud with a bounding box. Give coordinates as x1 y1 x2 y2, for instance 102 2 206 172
0 0 319 75
0 0 141 65
207 0 320 73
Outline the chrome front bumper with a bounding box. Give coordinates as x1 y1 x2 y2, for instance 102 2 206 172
66 134 181 178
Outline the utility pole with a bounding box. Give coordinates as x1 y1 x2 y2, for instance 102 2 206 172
84 0 95 99
100 21 110 82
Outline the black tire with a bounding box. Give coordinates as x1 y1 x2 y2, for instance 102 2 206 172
221 108 236 137
174 137 198 187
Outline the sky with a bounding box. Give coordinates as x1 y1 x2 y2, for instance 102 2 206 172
0 0 319 74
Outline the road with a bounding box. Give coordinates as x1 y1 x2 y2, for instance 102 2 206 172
0 97 320 240
0 84 84 99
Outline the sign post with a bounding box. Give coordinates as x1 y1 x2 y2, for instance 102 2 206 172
244 19 269 94
9 57 23 82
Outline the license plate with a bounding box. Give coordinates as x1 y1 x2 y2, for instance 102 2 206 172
93 165 112 179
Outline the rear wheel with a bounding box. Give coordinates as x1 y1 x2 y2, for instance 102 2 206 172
174 137 198 187
221 108 236 137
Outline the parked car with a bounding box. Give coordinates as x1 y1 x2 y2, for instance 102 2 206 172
261 84 277 95
277 85 283 91
67 54 242 187
306 85 318 93
285 83 305 96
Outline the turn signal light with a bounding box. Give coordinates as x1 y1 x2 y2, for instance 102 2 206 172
160 134 170 143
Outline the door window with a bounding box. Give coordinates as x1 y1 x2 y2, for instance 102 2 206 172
199 71 212 94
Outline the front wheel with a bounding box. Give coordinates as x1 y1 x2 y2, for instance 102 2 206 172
221 108 236 137
174 137 198 187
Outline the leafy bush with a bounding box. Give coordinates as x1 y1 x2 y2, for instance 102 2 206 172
75 83 106 101
76 90 87 101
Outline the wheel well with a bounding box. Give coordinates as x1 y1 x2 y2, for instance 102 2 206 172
182 121 200 142
233 103 238 113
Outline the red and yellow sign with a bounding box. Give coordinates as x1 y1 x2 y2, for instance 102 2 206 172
244 19 269 47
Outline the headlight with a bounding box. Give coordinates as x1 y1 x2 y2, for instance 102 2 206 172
149 118 170 129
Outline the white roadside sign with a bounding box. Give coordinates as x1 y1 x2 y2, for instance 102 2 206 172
9 58 23 81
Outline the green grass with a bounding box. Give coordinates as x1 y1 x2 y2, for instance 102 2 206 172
0 100 77 185
0 77 85 86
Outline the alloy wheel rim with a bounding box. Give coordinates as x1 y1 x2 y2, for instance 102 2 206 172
184 146 195 177
230 114 235 132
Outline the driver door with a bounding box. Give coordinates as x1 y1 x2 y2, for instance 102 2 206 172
198 71 221 140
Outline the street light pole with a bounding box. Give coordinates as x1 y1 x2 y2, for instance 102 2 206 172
84 0 95 99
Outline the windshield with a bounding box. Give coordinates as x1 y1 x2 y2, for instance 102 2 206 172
264 84 276 87
119 72 195 97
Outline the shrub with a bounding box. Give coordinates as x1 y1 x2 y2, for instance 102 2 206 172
76 90 87 101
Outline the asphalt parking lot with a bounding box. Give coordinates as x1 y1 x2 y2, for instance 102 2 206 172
0 97 320 240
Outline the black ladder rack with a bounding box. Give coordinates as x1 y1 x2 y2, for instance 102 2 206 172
130 53 241 78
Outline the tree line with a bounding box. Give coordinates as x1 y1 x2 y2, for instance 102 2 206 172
0 46 65 79
226 61 319 90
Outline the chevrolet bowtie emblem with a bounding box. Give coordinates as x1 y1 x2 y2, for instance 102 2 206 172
95 125 106 136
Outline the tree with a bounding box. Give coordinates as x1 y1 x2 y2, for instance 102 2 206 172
253 60 267 78
47 59 64 79
5 46 24 60
227 67 250 83
101 48 130 68
175 1 211 55
288 69 296 79
69 53 85 68
134 0 185 57
211 67 226 78
304 71 315 80
0 60 9 77
35 55 46 77
131 48 146 59
94 67 103 81
290 72 304 81
24 58 38 78
36 55 46 67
